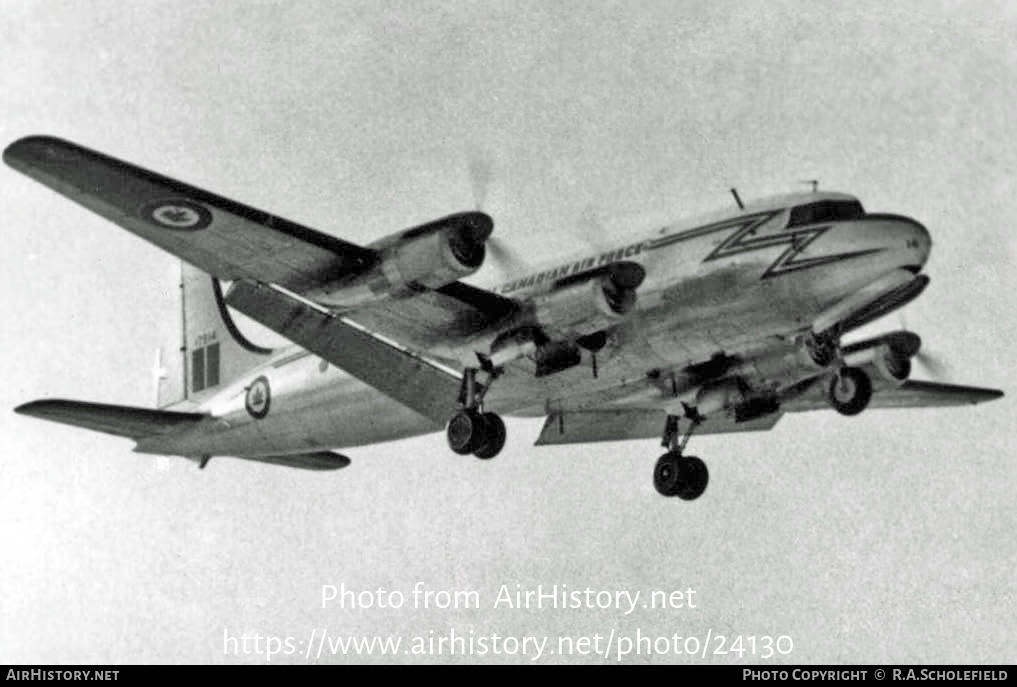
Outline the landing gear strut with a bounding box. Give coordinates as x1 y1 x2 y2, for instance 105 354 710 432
653 412 709 500
446 368 507 459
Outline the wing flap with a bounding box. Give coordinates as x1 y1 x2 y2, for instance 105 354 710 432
225 280 461 426
535 408 782 445
3 136 376 292
15 399 205 439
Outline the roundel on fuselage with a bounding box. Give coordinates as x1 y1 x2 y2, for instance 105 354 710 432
244 376 271 419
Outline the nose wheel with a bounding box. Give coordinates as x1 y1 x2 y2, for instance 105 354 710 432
828 366 872 416
445 368 507 459
653 413 709 500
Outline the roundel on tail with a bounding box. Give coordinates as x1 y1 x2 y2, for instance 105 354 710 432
139 199 212 231
245 376 271 419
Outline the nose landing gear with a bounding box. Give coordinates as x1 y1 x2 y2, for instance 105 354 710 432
653 413 709 500
445 368 507 459
828 366 872 416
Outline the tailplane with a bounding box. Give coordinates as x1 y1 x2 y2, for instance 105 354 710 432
156 262 273 409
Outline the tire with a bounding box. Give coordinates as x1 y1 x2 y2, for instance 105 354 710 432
446 410 486 455
654 453 709 500
654 452 682 496
828 366 873 416
473 413 506 460
674 456 709 501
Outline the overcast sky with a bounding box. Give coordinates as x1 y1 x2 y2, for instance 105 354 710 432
1 0 1015 664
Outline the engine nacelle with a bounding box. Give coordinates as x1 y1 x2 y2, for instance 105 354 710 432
864 345 911 387
531 262 645 340
842 332 915 389
381 220 486 290
308 212 491 310
736 343 832 383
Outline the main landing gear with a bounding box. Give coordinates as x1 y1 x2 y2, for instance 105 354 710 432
654 413 709 500
446 368 507 459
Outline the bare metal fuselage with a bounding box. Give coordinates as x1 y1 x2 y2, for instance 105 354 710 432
137 193 931 459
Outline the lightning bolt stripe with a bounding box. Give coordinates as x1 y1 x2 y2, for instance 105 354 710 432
700 217 885 279
496 208 884 294
645 210 780 252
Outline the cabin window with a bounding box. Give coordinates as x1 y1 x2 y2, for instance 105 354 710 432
787 200 864 228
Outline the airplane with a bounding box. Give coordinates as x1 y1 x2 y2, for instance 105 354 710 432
4 136 1004 500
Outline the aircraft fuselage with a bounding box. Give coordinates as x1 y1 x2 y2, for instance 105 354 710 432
138 191 931 459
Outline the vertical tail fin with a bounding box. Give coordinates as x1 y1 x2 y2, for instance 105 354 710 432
155 262 273 409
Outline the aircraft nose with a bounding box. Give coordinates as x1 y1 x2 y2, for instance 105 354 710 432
867 214 931 269
904 217 931 267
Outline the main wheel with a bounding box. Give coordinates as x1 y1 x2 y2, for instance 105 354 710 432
828 366 872 416
654 452 709 500
654 452 681 496
473 412 506 459
674 456 708 501
446 409 487 455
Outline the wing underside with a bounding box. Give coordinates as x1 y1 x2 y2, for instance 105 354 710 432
783 378 1004 411
225 280 462 426
535 380 1003 445
536 408 782 446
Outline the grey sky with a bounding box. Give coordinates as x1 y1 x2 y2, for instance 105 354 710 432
1 0 1014 664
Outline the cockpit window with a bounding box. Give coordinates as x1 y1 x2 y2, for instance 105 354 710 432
787 200 864 228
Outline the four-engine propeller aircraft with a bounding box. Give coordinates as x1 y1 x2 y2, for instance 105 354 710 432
5 136 1003 500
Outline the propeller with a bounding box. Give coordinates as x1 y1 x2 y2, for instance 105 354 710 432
466 149 527 273
485 237 527 272
465 154 613 274
467 149 492 212
577 203 610 250
898 312 950 380
913 347 950 379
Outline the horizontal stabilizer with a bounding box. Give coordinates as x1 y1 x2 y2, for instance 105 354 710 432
15 399 205 439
